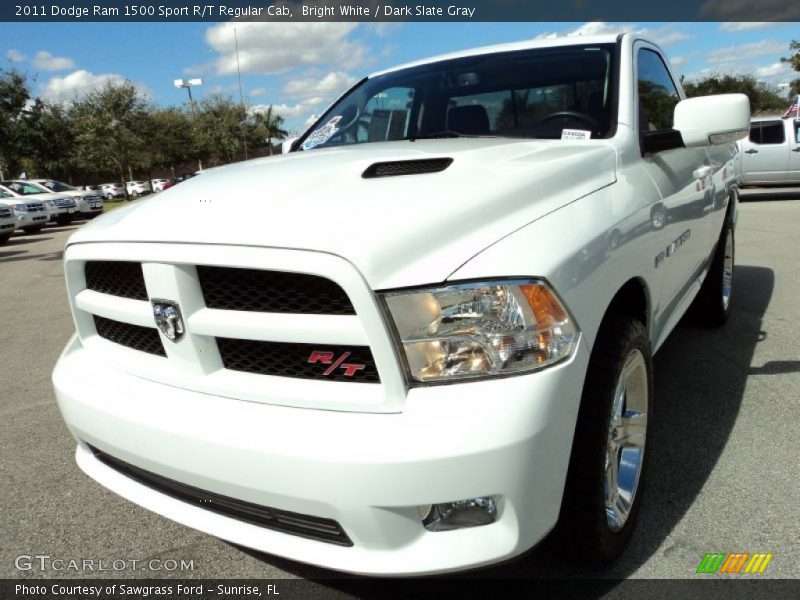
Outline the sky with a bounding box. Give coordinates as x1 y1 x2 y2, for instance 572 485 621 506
2 21 798 133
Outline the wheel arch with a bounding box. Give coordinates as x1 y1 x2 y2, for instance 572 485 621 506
601 277 652 346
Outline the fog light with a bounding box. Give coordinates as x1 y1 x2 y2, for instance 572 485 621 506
419 497 497 532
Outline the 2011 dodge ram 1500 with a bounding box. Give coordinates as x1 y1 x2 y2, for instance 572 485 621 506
52 34 750 575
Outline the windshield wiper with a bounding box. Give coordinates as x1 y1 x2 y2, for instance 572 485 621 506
405 130 497 141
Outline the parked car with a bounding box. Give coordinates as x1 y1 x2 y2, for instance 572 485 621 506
4 180 77 224
0 199 16 244
736 117 800 185
100 183 125 201
53 34 749 575
150 179 171 193
125 181 152 197
30 178 104 218
0 188 48 233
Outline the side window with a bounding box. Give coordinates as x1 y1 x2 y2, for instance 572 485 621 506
637 49 680 131
755 121 785 145
748 122 762 144
359 87 415 143
794 122 800 144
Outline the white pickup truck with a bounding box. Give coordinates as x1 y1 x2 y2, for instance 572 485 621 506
0 201 15 244
737 116 800 185
53 34 749 575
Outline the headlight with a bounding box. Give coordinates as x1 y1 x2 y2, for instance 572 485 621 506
381 279 579 383
15 204 27 212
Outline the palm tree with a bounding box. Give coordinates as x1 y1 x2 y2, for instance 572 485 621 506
251 105 288 155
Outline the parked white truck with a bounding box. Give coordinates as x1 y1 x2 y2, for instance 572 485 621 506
53 34 749 575
737 116 800 185
0 200 16 244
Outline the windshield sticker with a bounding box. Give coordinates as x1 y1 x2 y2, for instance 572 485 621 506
302 115 342 150
561 129 592 141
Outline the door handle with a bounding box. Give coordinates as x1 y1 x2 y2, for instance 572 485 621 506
792 148 800 153
693 166 713 180
745 149 759 154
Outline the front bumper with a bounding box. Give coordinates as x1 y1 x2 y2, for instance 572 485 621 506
16 212 48 228
54 333 589 575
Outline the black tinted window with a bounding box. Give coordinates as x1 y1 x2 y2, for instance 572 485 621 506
750 121 785 145
637 49 680 131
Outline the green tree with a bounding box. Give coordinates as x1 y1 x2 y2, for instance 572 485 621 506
0 69 31 180
69 81 150 198
250 105 288 155
20 99 78 181
781 40 800 97
681 74 787 114
146 106 197 177
195 94 248 165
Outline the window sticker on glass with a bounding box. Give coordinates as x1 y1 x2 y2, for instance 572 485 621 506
561 129 591 140
302 115 342 150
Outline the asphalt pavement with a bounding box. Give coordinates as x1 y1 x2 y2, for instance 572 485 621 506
1 198 798 587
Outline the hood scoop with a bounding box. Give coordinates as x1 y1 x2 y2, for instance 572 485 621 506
362 158 453 179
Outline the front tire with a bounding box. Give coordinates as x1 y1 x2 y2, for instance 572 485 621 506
0 234 11 245
22 226 44 234
555 314 652 563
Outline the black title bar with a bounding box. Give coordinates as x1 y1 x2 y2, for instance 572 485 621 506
4 0 800 22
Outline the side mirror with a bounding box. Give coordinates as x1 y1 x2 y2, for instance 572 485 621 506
674 94 750 147
281 137 298 154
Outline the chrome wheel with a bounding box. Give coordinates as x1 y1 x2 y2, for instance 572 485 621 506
604 348 648 532
721 230 733 311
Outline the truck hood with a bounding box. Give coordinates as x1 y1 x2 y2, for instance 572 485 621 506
70 138 616 289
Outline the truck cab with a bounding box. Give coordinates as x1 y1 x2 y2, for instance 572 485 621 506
738 116 800 185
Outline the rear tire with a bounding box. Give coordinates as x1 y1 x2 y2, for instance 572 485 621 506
691 223 734 327
555 314 652 563
0 234 11 245
56 214 72 226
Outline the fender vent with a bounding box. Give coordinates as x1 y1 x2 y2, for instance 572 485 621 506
362 158 453 178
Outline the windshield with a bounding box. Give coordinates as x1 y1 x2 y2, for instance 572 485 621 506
41 180 76 192
1 181 50 196
298 43 617 151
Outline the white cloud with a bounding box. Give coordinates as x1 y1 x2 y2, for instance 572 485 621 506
205 22 369 76
32 50 75 71
753 61 794 84
535 22 690 46
707 39 788 64
682 59 790 85
250 87 268 98
282 71 357 101
6 49 26 63
252 102 311 119
670 55 688 68
719 22 780 32
43 70 147 103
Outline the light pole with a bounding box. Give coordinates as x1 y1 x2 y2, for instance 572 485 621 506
234 28 249 160
174 78 203 172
